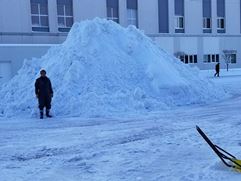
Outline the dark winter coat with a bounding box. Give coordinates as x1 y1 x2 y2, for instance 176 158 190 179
215 63 220 72
35 76 53 110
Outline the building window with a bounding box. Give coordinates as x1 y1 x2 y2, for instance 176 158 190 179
216 54 219 62
203 0 212 33
223 53 237 64
179 55 185 63
107 8 119 23
203 55 210 63
230 54 237 63
203 54 219 63
223 50 237 64
203 17 211 29
174 0 184 33
127 9 137 27
185 55 188 64
127 0 138 27
30 0 49 32
178 54 197 64
217 0 225 33
107 0 119 23
217 17 225 29
175 16 184 30
194 55 198 63
57 0 74 32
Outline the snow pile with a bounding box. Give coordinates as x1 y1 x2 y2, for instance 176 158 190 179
0 18 227 117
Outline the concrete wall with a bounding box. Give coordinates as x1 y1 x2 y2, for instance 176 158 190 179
153 35 241 70
138 0 159 34
1 0 241 82
185 0 203 34
0 0 241 35
225 0 240 35
73 0 106 21
0 33 67 44
0 45 52 81
0 0 31 32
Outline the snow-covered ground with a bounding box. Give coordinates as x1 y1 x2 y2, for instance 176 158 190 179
1 68 241 181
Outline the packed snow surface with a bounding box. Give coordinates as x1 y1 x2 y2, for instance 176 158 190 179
0 69 241 181
0 18 226 117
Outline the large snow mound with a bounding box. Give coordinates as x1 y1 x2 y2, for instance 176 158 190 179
0 18 227 117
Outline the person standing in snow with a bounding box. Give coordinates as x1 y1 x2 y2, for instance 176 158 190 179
35 69 53 119
214 63 220 77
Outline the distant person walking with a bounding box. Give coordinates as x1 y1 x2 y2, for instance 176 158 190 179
35 70 53 119
214 63 220 77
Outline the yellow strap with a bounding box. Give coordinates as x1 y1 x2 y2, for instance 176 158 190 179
232 159 241 172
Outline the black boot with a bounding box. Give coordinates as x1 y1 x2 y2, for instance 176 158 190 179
46 109 52 118
40 110 44 119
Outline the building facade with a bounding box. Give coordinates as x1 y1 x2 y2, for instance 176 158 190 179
1 0 241 83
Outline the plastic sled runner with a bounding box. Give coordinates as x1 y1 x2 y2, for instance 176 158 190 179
196 125 241 172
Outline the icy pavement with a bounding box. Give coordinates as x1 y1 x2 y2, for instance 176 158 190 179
1 69 241 181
